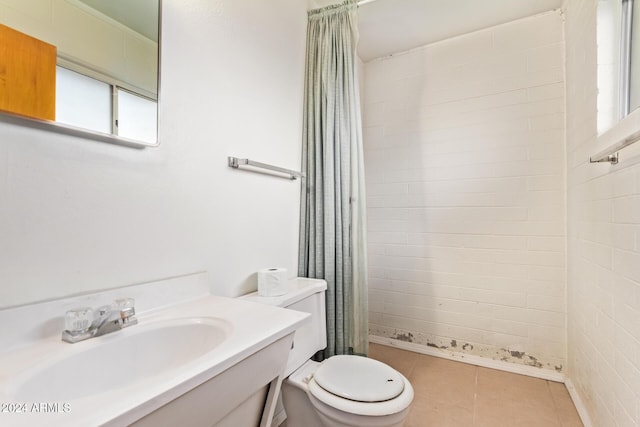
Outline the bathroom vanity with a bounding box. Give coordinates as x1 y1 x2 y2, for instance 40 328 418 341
0 273 309 426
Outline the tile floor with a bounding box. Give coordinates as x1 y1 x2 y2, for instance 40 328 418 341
369 343 584 427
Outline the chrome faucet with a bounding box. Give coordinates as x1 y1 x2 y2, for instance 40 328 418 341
62 298 138 343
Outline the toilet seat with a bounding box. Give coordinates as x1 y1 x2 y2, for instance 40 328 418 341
307 356 413 417
313 355 404 402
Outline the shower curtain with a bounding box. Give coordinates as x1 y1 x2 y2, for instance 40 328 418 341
298 0 368 359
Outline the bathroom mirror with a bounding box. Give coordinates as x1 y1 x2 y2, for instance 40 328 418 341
0 0 160 147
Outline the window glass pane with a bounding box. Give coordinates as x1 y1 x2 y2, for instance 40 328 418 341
56 66 111 133
116 89 157 144
596 0 622 132
630 2 640 112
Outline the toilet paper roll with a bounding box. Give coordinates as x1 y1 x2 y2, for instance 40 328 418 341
257 268 288 297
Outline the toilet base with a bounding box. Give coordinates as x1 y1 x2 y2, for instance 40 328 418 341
281 379 323 427
281 379 409 427
308 392 409 427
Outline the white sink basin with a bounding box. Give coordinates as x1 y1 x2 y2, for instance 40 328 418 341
0 284 310 427
9 317 232 402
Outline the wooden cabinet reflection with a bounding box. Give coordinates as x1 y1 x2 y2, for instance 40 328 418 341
0 24 56 121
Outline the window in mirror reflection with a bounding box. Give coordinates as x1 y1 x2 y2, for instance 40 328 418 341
56 65 157 144
56 67 111 134
117 89 158 143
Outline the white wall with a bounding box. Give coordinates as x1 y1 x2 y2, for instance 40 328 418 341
363 11 567 371
565 0 640 425
0 0 306 308
306 0 336 9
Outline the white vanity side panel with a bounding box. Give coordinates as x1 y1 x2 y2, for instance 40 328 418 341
128 335 293 427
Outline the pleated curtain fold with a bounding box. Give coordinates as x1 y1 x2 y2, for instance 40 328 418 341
298 0 368 359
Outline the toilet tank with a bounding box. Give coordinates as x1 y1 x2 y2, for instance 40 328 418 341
241 278 327 377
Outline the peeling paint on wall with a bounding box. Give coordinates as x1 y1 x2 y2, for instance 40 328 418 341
502 348 542 368
393 332 414 343
370 325 564 372
427 342 448 350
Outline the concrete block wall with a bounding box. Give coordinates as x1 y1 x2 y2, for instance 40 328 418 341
565 0 640 424
363 11 567 371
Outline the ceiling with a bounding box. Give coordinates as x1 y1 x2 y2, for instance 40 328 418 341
79 0 159 42
308 0 564 62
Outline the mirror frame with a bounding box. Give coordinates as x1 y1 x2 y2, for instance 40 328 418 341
0 0 162 149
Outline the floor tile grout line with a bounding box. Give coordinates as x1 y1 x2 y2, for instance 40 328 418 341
472 365 479 426
408 352 418 378
546 379 565 426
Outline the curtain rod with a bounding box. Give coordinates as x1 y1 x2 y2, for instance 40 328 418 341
357 0 379 5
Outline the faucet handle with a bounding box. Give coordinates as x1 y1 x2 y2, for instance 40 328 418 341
64 307 94 334
114 297 138 326
114 298 134 314
114 297 134 308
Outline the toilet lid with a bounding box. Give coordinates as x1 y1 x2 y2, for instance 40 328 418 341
312 355 404 402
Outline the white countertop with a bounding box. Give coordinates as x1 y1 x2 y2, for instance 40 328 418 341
0 287 309 426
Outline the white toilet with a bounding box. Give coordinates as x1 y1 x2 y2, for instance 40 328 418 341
242 278 414 427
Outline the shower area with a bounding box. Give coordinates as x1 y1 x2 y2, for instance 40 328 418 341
354 2 566 371
306 0 640 424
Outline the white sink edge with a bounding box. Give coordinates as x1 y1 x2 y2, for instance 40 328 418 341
0 295 310 427
6 316 234 401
